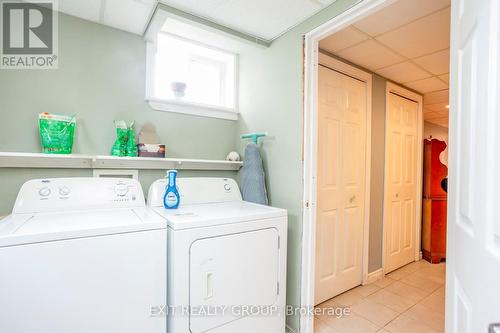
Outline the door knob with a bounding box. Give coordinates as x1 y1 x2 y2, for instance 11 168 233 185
395 193 399 198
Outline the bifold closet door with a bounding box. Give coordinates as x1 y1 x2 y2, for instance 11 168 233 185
384 92 419 273
315 65 367 305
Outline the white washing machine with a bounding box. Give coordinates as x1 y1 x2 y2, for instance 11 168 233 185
0 178 167 333
147 177 287 333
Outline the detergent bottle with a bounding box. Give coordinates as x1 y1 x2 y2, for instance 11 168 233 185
163 170 180 209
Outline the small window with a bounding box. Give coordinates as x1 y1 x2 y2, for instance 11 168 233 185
146 33 238 120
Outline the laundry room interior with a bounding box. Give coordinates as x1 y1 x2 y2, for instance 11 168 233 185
1 0 496 332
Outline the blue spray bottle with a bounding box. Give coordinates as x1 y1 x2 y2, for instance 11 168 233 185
163 170 180 209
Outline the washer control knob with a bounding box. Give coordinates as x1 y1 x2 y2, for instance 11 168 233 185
224 183 231 191
114 183 129 197
59 186 71 196
39 187 51 197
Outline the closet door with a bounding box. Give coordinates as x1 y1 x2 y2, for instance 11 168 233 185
315 64 367 305
384 89 420 273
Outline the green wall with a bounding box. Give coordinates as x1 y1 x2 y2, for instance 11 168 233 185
0 13 238 214
237 0 360 330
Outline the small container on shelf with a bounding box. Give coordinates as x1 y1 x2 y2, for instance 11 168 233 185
137 143 166 158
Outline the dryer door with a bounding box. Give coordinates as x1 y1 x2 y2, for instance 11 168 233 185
189 227 280 332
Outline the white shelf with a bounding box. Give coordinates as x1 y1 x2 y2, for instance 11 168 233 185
0 152 242 171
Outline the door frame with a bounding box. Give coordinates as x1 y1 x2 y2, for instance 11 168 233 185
315 52 373 303
382 82 424 274
301 1 397 333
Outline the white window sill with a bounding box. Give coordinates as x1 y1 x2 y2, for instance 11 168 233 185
147 98 238 121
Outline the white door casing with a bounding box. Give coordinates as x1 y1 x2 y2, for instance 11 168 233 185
446 0 500 332
315 54 371 305
383 83 423 274
301 1 406 332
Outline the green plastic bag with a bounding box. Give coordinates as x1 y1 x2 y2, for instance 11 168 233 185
111 120 128 157
126 122 138 157
38 113 76 154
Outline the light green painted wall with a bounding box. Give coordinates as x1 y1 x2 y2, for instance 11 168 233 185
237 0 361 330
0 13 238 215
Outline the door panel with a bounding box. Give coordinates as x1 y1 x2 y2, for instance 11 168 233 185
446 0 500 331
315 65 367 305
384 92 419 273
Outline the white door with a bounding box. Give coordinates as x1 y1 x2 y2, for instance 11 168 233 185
384 88 420 273
315 64 367 305
446 0 500 331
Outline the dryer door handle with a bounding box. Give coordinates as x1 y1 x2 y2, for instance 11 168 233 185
203 272 214 300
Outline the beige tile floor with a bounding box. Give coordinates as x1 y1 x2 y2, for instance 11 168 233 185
315 260 445 333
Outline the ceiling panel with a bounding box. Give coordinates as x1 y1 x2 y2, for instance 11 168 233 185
439 74 450 83
103 0 156 34
405 77 448 93
59 0 101 22
320 27 368 53
160 0 337 40
56 0 157 35
424 90 449 104
336 39 404 71
376 61 430 83
426 102 449 112
413 49 450 75
375 7 450 58
353 0 450 36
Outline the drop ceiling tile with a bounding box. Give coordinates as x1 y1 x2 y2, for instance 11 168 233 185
320 27 369 53
405 77 448 93
413 49 450 75
426 102 449 112
424 90 449 104
353 0 450 36
425 112 440 120
375 7 450 58
376 61 431 83
336 39 404 71
161 0 337 40
428 116 449 127
439 73 450 83
103 0 156 34
59 0 102 22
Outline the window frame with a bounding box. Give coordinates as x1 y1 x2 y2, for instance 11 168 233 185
145 32 239 121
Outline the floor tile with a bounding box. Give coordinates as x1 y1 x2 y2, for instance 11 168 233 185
321 312 380 333
353 283 381 297
386 268 412 280
404 303 445 332
419 292 445 315
384 281 431 303
351 299 399 327
314 316 341 333
319 289 365 308
367 289 416 313
400 271 443 293
372 277 396 288
384 314 439 333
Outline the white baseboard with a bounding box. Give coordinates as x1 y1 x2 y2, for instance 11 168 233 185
419 251 423 260
286 324 298 333
365 268 384 284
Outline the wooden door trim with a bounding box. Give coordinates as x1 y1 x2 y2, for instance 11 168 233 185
318 53 373 287
382 82 424 273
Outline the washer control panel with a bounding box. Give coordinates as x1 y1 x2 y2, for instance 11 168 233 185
13 178 145 214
